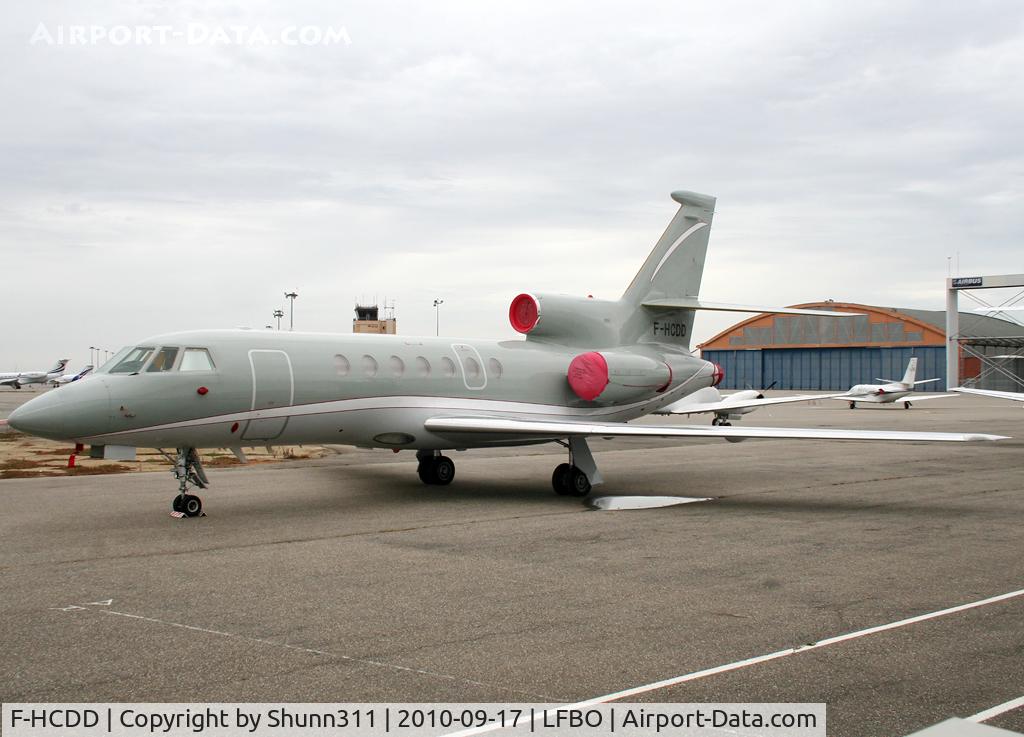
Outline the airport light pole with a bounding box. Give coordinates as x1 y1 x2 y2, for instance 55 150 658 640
89 346 96 366
433 298 444 336
284 292 298 331
273 309 285 330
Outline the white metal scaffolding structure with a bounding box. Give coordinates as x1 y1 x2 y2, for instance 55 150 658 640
945 273 1024 390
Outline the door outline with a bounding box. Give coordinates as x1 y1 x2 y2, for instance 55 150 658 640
242 349 294 441
450 343 487 391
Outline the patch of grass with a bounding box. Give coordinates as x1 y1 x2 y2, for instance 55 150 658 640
65 464 133 476
0 433 23 442
204 456 242 467
32 448 78 457
1 458 45 470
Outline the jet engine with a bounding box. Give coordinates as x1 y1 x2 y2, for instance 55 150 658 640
567 350 672 404
509 293 621 346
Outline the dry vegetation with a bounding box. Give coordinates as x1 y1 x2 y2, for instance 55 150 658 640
0 430 326 479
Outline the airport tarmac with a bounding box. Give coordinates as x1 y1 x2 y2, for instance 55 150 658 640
1 390 1022 737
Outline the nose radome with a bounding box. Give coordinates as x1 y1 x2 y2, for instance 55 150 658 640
7 391 68 439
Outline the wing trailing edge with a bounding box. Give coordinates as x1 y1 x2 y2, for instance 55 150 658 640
424 416 1006 443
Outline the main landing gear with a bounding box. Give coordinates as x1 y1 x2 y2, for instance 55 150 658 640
161 447 209 517
416 450 455 485
904 401 913 409
848 401 857 409
711 415 732 426
551 436 603 497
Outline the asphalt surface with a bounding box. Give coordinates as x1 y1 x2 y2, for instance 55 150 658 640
1 390 1022 737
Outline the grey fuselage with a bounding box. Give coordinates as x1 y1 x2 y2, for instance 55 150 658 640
9 329 716 451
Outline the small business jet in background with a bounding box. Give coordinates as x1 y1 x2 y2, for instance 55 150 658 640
832 357 957 409
653 384 841 426
50 365 94 387
0 359 69 390
7 191 1005 517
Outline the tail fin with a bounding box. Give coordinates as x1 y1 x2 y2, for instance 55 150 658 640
901 357 918 386
48 359 69 374
619 191 715 346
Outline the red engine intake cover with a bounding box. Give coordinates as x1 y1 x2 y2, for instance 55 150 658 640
509 293 540 334
711 362 725 387
568 352 609 401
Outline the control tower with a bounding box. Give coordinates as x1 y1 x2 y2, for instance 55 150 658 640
353 301 397 334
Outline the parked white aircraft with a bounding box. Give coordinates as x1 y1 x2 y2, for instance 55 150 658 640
51 365 94 387
7 191 1006 516
952 387 1024 403
0 359 69 390
832 358 956 409
654 385 841 425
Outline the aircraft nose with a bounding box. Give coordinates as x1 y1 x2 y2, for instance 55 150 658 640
7 391 67 438
7 380 111 441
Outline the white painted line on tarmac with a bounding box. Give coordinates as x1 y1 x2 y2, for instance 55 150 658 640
96 608 553 700
445 587 1024 737
968 695 1024 723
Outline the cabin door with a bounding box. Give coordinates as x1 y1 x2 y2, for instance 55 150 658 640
242 350 294 441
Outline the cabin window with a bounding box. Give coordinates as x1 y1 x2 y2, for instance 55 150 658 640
440 356 456 378
487 357 503 379
109 346 155 374
464 356 481 381
388 355 405 377
146 347 180 372
334 354 350 376
362 354 379 377
179 348 215 372
414 356 430 377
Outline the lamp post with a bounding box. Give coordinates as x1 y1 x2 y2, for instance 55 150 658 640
89 346 96 366
433 298 444 336
273 309 285 330
284 292 298 331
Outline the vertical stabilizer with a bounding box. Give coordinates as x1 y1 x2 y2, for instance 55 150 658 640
901 357 918 386
618 191 715 347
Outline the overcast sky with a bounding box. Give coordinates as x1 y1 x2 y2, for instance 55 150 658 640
1 0 1022 369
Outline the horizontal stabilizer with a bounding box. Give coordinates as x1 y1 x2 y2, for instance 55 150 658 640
424 416 1005 443
952 387 1024 403
913 378 943 386
642 298 859 317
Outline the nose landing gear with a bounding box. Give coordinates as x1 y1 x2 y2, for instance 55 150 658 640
161 447 209 517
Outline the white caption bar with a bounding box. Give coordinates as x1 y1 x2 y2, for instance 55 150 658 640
2 703 824 737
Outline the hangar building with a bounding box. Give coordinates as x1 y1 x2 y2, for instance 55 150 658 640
698 301 1024 391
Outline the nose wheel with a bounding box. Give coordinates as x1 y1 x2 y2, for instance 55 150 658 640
162 447 209 518
904 401 912 409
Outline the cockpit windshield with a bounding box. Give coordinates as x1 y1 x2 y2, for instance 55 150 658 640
146 347 180 372
108 346 156 374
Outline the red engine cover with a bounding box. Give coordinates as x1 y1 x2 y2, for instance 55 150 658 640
568 352 609 401
711 362 725 387
509 293 540 333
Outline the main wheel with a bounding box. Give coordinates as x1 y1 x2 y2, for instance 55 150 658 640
552 463 572 495
904 401 912 409
418 461 437 485
172 494 186 513
182 494 203 517
848 401 856 409
569 467 591 497
433 456 455 485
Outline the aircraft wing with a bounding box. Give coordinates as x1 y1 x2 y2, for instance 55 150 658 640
952 387 1024 403
653 392 844 415
0 377 21 387
901 393 959 402
424 416 1006 443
